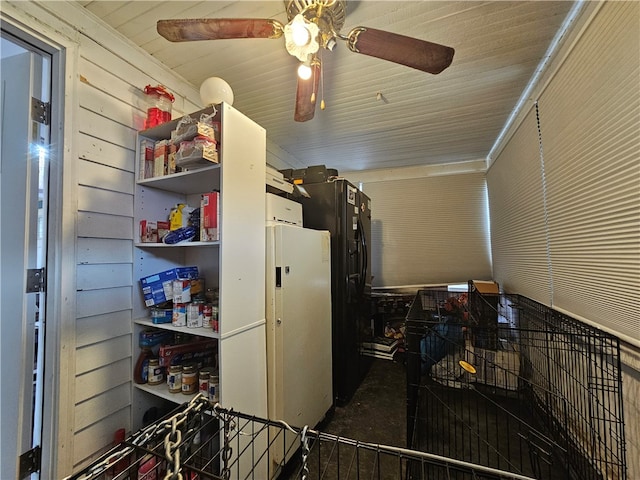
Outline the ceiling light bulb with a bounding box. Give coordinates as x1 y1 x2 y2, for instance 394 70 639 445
291 23 311 46
298 63 312 80
284 14 320 62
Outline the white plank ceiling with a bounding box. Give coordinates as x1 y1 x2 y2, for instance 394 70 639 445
76 0 576 173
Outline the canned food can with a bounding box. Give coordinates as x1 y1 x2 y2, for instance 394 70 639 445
187 302 203 328
208 375 219 403
202 304 212 328
172 279 191 303
212 305 219 333
172 303 187 327
199 369 211 395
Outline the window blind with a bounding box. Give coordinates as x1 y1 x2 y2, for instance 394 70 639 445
487 107 552 305
363 172 491 288
536 1 640 343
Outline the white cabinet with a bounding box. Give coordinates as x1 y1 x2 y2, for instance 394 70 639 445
132 103 267 430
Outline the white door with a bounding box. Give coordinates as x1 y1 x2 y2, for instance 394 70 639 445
1 33 50 479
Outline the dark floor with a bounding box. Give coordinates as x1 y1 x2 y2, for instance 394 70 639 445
320 357 407 447
278 357 408 480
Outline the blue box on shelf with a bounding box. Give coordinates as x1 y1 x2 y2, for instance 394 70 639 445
140 266 199 307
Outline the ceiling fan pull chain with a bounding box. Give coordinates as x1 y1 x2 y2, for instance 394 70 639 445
320 50 326 110
311 57 317 103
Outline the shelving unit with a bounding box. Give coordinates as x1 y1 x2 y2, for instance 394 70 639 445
132 103 267 432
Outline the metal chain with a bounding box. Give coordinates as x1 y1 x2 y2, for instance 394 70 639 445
163 416 183 480
68 394 211 480
300 425 310 480
66 445 135 480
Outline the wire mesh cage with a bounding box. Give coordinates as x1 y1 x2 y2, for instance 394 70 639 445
68 394 540 480
405 288 627 480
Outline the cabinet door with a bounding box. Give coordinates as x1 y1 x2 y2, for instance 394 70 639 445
217 104 267 416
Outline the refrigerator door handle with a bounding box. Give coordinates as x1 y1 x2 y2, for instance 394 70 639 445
355 218 368 296
359 219 368 289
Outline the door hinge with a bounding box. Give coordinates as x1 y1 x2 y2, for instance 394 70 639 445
26 268 46 293
19 445 41 478
32 97 50 125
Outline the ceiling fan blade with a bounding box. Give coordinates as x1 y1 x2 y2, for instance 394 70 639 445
157 18 284 42
347 27 454 74
294 63 321 122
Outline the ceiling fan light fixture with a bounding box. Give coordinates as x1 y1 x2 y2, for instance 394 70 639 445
199 76 234 106
284 14 319 61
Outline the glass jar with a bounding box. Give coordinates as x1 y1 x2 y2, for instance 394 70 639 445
181 364 197 395
147 358 164 385
144 84 175 129
167 365 182 393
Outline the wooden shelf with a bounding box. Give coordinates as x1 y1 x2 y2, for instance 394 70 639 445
135 318 220 339
135 241 220 248
134 382 200 405
137 164 220 194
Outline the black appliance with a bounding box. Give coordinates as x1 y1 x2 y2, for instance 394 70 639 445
297 176 372 406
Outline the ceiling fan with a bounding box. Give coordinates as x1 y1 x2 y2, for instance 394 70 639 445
157 0 455 122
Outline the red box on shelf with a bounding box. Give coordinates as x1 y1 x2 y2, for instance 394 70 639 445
201 192 220 242
158 338 217 368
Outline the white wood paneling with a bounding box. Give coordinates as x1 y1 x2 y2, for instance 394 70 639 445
74 383 131 431
77 287 132 319
78 134 133 172
77 263 133 290
76 335 131 375
75 358 131 403
77 211 133 240
77 185 133 217
76 310 132 348
72 408 130 470
78 160 135 195
78 60 146 127
2 1 204 475
77 238 133 264
77 107 137 150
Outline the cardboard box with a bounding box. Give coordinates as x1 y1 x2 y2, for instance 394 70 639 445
140 266 199 306
158 338 217 368
139 139 155 180
140 220 170 243
470 280 499 294
201 192 220 241
154 140 170 177
140 220 158 243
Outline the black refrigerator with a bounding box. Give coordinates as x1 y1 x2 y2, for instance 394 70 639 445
298 178 372 406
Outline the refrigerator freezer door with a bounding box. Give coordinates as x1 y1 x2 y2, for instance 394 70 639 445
266 224 333 429
298 179 373 405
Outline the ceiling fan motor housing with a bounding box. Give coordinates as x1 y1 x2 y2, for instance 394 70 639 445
285 0 347 50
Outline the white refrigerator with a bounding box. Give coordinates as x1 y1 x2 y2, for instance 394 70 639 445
265 223 333 473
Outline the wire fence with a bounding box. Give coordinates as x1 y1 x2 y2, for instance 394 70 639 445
405 288 626 480
68 395 539 480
